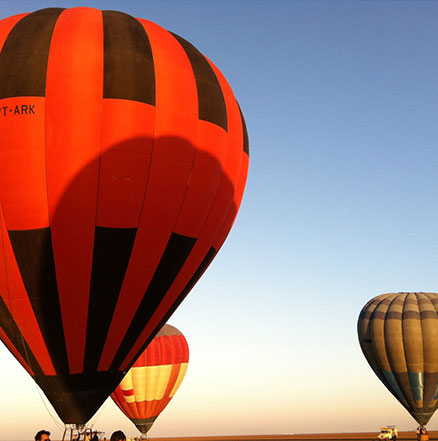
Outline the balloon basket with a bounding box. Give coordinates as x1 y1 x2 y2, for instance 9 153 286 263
62 424 89 441
62 425 77 441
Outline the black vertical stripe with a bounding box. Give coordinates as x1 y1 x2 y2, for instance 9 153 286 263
102 10 155 105
0 295 44 376
0 8 64 99
110 232 196 370
238 104 249 155
171 32 228 131
8 228 68 375
126 246 217 369
84 227 137 373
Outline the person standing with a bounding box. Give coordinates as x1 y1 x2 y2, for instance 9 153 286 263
110 431 126 441
420 427 429 441
35 431 50 441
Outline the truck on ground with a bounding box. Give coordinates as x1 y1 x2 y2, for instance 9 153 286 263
377 426 398 441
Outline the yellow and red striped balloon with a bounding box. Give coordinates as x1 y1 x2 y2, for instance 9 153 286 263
111 324 189 435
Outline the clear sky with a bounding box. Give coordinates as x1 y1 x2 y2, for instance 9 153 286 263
1 0 438 439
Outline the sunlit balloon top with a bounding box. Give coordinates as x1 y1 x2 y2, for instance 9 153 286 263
358 292 438 426
0 7 248 424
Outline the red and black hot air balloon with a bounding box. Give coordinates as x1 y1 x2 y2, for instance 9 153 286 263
111 324 189 436
0 7 248 425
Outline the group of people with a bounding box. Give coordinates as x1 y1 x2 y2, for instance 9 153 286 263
74 431 101 441
35 429 127 441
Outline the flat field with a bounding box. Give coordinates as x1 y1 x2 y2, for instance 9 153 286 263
152 433 438 441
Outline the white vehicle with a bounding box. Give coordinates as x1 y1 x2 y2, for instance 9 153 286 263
378 426 398 441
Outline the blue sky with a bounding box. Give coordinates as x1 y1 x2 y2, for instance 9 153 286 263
1 0 438 439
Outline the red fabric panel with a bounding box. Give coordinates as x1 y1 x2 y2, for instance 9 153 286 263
149 399 160 420
208 58 248 250
0 205 55 374
173 123 227 237
45 7 103 374
170 335 181 364
0 97 48 229
179 333 189 363
139 333 187 367
147 401 157 420
156 394 172 415
143 337 160 366
119 61 245 370
159 335 172 365
98 18 198 371
139 399 148 418
208 58 245 216
173 334 189 363
115 383 139 420
213 154 249 251
112 388 131 418
97 100 155 228
130 400 141 420
159 364 180 409
132 330 187 368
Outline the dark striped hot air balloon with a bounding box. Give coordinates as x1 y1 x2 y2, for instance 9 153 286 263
0 7 248 425
358 292 438 426
111 324 189 436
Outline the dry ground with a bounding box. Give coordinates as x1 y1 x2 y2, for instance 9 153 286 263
152 433 438 441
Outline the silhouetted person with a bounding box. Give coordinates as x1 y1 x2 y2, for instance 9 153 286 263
110 431 126 441
91 432 99 441
35 431 50 441
420 428 429 441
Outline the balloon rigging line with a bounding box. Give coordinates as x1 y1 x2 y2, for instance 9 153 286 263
19 332 65 431
36 382 66 431
88 396 108 428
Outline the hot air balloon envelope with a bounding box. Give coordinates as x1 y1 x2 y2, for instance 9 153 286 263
358 292 438 426
0 7 248 424
112 324 189 435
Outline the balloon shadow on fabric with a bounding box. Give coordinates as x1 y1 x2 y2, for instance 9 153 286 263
0 134 245 425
